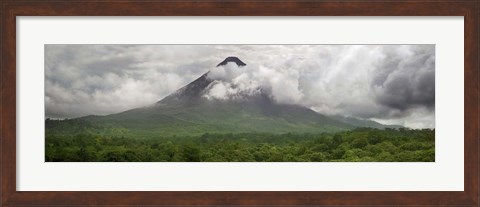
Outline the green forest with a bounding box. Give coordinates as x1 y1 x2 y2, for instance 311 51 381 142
45 127 435 162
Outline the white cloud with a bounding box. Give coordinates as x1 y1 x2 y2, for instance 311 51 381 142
205 61 303 104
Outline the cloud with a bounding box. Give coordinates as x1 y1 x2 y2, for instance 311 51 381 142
207 61 245 81
205 61 303 104
372 45 435 112
45 45 435 128
44 45 208 118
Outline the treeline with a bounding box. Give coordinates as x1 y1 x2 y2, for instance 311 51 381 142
45 128 434 162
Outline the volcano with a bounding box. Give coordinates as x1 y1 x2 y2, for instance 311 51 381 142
51 57 398 137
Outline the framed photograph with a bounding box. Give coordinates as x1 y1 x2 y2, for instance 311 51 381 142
1 0 478 206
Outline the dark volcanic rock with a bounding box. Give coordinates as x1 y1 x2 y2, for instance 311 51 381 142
216 56 247 67
157 72 213 105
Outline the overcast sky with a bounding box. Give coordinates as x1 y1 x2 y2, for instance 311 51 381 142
45 45 435 128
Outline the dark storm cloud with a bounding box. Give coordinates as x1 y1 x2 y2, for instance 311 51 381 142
45 45 435 128
372 45 435 113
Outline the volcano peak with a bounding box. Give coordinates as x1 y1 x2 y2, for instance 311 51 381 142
216 56 247 67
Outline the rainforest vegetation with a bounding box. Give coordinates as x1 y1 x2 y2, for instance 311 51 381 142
45 127 434 162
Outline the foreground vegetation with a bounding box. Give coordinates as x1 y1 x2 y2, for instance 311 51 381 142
45 128 434 162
